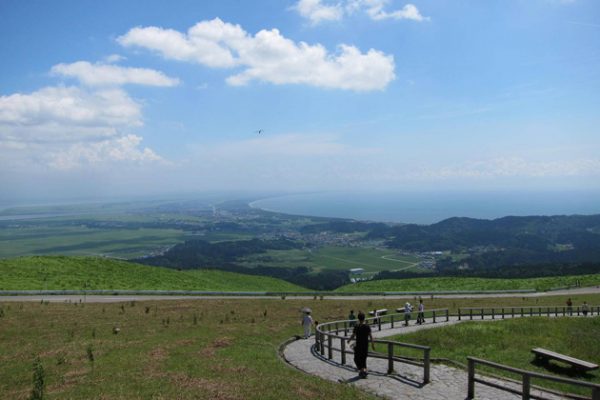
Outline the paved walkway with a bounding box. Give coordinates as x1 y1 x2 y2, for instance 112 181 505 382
283 315 581 400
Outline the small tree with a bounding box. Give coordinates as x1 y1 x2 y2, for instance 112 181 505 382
29 357 45 400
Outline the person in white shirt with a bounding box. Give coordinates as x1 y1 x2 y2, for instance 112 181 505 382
302 311 314 339
404 302 412 326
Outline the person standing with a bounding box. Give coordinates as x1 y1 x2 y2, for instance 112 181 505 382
417 299 425 325
404 302 412 326
348 310 357 328
302 311 314 339
348 312 375 378
566 298 573 316
582 301 589 317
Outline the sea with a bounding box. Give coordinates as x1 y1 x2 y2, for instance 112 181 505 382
250 191 600 225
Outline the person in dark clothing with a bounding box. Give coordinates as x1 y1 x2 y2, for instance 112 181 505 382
348 311 375 378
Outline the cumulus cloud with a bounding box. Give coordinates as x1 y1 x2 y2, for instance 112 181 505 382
49 134 163 170
0 85 163 169
294 0 428 23
51 61 180 87
118 18 395 91
294 0 344 24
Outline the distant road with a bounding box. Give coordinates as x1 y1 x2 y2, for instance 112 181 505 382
1 286 599 303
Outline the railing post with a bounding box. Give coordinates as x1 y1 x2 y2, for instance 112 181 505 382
555 307 558 316
315 330 319 350
547 307 550 317
492 308 495 319
391 314 394 328
378 316 382 331
522 373 531 400
502 308 505 319
328 335 333 359
320 332 325 356
335 322 339 335
433 310 436 323
341 338 346 365
538 307 541 316
467 358 475 399
521 307 524 317
529 307 533 317
387 343 394 374
512 307 515 318
563 307 566 316
458 308 462 321
481 308 484 320
423 347 430 384
470 309 473 320
577 306 580 316
446 309 449 322
344 321 348 336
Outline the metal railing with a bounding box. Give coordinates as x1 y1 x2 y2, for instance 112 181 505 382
458 306 599 321
314 310 448 384
467 357 600 400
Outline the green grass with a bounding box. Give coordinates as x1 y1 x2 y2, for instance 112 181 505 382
387 318 600 396
335 275 600 292
1 295 600 399
0 256 308 292
240 246 421 275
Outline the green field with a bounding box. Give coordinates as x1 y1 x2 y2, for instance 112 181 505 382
389 318 600 396
336 275 600 292
240 246 421 275
2 295 600 399
0 256 308 292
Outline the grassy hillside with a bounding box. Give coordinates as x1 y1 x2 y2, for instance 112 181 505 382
2 296 600 399
336 274 600 292
0 256 308 292
390 318 600 396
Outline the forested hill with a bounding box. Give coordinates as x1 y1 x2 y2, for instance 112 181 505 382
367 214 600 251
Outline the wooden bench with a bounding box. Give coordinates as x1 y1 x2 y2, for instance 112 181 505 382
368 308 388 317
532 347 599 371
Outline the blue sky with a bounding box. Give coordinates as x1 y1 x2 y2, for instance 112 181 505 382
1 0 599 201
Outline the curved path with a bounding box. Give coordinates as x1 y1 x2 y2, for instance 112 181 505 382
283 314 590 400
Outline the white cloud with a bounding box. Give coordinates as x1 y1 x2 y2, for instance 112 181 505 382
294 0 344 24
362 1 428 21
104 54 126 63
294 0 429 23
118 18 395 91
49 134 163 170
0 85 163 169
51 61 180 87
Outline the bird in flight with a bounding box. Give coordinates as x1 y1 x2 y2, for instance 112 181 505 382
255 129 263 135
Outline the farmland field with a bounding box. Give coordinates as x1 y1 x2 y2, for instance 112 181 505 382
240 246 421 275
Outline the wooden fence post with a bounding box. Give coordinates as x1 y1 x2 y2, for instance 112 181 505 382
502 308 505 319
387 343 394 374
458 308 462 321
391 315 394 328
424 347 430 384
446 309 449 322
341 338 346 365
522 373 531 400
433 310 436 323
467 358 475 399
327 335 332 359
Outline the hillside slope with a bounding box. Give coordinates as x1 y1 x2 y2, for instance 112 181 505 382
336 274 600 292
0 256 308 292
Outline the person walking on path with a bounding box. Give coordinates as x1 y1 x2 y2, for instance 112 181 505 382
302 311 314 339
582 301 589 316
404 302 412 326
566 298 573 316
348 310 357 328
416 299 425 325
348 312 375 379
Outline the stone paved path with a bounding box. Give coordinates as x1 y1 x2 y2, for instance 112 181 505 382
283 315 579 399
